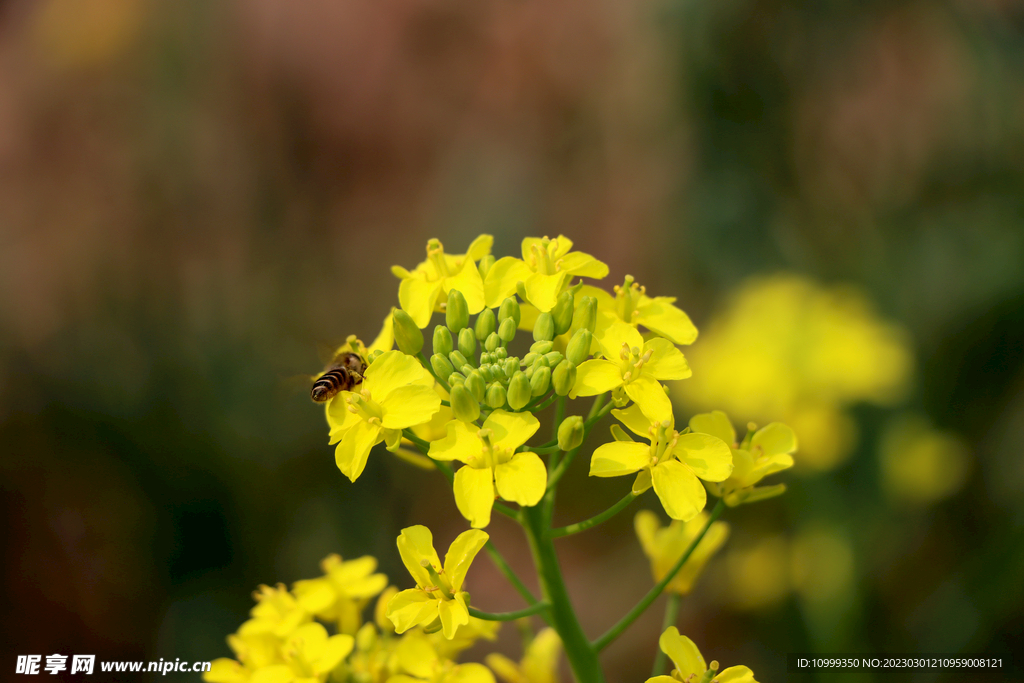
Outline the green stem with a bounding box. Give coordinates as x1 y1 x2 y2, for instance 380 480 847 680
593 499 725 652
549 492 638 539
550 396 567 472
469 601 550 622
417 351 451 393
522 506 606 683
483 542 547 619
651 593 681 676
520 444 562 455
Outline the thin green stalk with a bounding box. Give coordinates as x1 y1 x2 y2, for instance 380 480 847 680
483 542 546 617
469 601 550 622
549 492 638 539
651 593 681 676
547 401 614 490
550 396 567 472
520 444 562 455
522 505 606 683
593 499 725 652
417 351 451 393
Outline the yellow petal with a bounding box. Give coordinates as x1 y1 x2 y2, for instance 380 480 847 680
381 384 442 430
315 634 355 673
632 468 653 494
570 359 623 398
454 465 495 528
524 272 571 312
673 433 733 482
364 350 434 402
443 259 487 314
391 265 413 279
430 420 484 463
368 308 396 354
395 632 438 677
485 653 525 683
590 441 650 477
204 659 247 683
558 251 608 279
611 403 654 438
634 509 660 557
651 460 706 521
327 392 361 443
595 319 644 360
483 410 540 452
386 589 438 634
495 452 547 506
624 376 673 423
484 257 533 308
335 420 383 482
688 411 736 446
396 525 442 588
658 627 706 679
465 234 494 261
399 277 444 328
249 666 294 683
438 591 471 639
642 338 692 380
637 297 699 345
716 666 758 683
292 577 336 613
444 529 490 591
450 662 496 683
751 422 798 457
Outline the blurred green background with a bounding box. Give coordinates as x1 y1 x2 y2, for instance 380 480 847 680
2 0 1023 681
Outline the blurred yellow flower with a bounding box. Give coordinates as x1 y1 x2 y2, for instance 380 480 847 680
676 274 912 470
634 509 730 595
292 554 388 635
486 628 562 683
879 414 969 504
721 535 791 611
390 632 496 683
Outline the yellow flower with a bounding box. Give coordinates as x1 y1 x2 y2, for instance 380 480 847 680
647 628 758 683
486 628 562 683
689 411 796 507
386 526 489 640
243 623 354 683
430 616 501 661
392 236 494 328
570 320 691 422
484 235 608 312
429 410 545 528
634 510 729 595
206 631 283 683
590 405 732 521
581 276 698 346
291 555 389 635
390 632 496 683
327 350 441 482
237 584 310 638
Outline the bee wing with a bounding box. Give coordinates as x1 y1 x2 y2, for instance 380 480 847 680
280 372 320 398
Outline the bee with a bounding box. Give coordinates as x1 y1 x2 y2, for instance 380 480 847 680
310 351 367 402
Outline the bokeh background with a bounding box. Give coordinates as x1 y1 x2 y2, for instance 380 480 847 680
2 0 1023 681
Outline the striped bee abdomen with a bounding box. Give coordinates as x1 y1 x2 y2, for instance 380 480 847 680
311 367 353 403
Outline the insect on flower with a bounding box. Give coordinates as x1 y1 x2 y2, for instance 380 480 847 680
311 351 368 403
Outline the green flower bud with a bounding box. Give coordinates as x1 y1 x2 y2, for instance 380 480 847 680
449 350 469 369
532 355 550 370
461 364 475 377
503 358 520 378
450 384 480 422
544 351 564 367
557 416 585 451
530 365 551 397
551 290 575 336
494 347 508 360
485 382 507 409
433 325 454 357
498 297 521 327
552 360 577 396
448 372 466 385
507 372 532 410
529 341 554 355
523 352 540 367
367 349 384 364
498 317 517 343
446 290 469 333
533 312 555 342
475 308 496 341
466 371 487 402
565 328 592 366
477 254 495 280
458 327 476 360
484 332 501 353
479 352 493 366
392 309 424 355
575 296 598 333
430 353 455 381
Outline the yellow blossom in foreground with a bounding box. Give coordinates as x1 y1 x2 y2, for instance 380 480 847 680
590 405 732 521
206 621 353 683
390 632 496 683
327 350 441 481
634 509 729 595
571 320 691 422
430 410 544 528
486 627 562 683
387 526 489 639
689 411 796 507
581 277 698 346
291 554 388 635
484 235 608 311
647 628 758 683
237 584 310 638
392 236 493 328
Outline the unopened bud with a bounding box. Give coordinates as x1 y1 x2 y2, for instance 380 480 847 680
449 350 470 370
484 332 501 353
477 254 495 280
529 341 554 355
551 290 574 335
430 353 454 381
392 309 423 355
552 360 576 396
574 296 597 333
458 327 477 360
475 308 496 341
503 358 520 378
367 349 384 364
557 416 584 451
465 370 487 402
533 312 555 342
448 372 466 386
494 347 507 360
485 382 507 409
543 351 564 367
507 372 532 410
498 297 521 327
433 325 453 357
498 317 517 343
530 365 551 396
450 384 480 422
446 290 469 333
565 329 592 366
